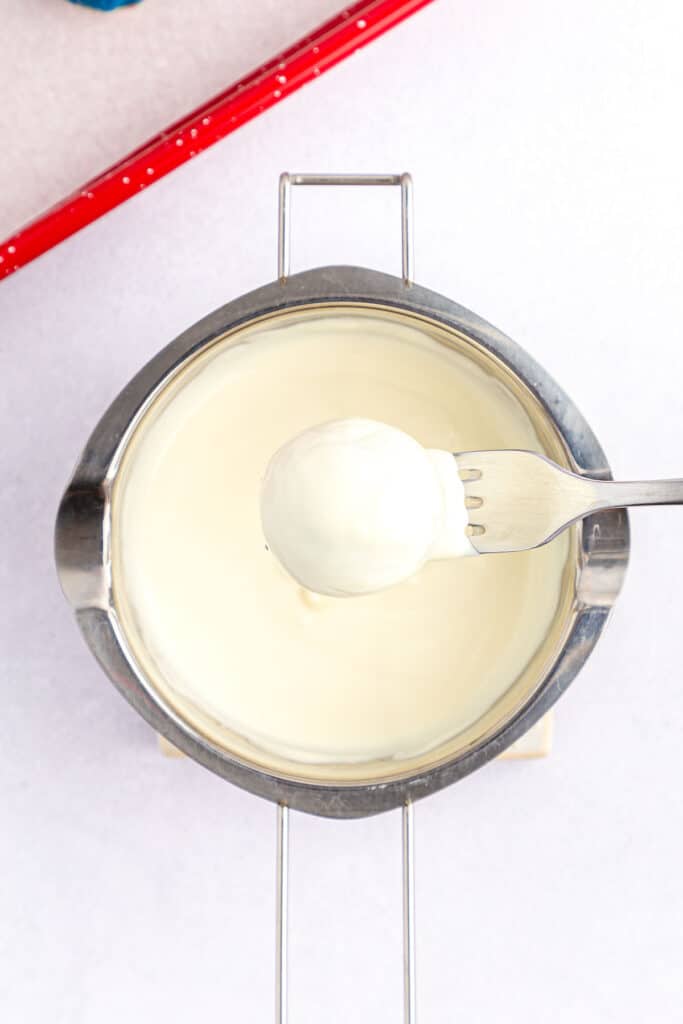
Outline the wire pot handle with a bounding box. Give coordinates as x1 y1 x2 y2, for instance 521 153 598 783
277 172 414 285
275 802 416 1024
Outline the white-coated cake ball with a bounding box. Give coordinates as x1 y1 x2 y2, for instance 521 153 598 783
260 419 442 597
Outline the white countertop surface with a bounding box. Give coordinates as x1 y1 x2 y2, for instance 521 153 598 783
2 2 683 1022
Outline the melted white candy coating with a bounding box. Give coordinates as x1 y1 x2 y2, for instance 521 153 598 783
111 311 572 771
261 418 474 596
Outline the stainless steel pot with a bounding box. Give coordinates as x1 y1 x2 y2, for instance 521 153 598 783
55 172 629 817
55 175 629 1020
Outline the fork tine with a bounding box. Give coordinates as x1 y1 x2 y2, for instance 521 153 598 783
466 524 486 537
458 467 482 482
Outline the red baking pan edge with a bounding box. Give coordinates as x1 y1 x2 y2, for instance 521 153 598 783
0 0 435 280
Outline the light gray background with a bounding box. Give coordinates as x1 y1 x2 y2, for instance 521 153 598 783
2 2 682 1022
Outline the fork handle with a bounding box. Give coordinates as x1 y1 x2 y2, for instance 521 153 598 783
589 478 683 510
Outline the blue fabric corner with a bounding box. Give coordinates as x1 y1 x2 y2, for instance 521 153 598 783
68 0 143 10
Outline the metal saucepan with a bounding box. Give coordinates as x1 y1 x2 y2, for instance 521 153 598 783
55 174 629 817
55 175 629 1020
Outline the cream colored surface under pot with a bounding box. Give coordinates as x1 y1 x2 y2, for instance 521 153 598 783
111 305 577 785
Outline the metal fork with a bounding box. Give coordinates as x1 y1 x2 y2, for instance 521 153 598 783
455 450 683 554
